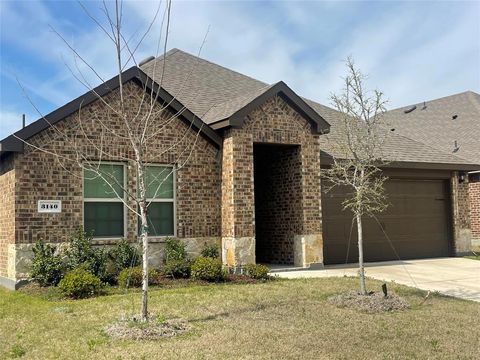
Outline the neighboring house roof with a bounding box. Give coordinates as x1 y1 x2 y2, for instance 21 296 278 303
383 91 480 165
1 48 478 170
305 99 478 170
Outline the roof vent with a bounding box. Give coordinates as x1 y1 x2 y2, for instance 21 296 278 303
404 105 416 114
452 114 458 120
453 140 460 153
421 101 427 110
139 56 155 67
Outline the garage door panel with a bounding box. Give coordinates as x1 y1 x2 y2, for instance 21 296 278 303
322 179 451 265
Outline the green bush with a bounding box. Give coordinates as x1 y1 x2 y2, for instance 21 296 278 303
65 228 107 281
200 243 220 259
191 257 224 282
244 263 270 280
117 266 158 288
109 238 140 270
162 259 191 279
164 238 187 263
161 238 190 279
30 240 64 286
104 239 141 284
58 268 103 299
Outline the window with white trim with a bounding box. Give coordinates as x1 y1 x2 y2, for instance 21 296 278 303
140 165 175 237
83 163 125 238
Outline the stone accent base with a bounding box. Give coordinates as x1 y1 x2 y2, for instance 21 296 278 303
454 229 473 254
293 234 323 268
1 237 221 289
472 238 480 252
222 237 255 267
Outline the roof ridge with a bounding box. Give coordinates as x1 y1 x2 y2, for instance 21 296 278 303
467 90 480 113
386 90 479 113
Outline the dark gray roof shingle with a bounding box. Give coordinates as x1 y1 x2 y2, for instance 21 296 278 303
140 49 478 169
383 91 480 164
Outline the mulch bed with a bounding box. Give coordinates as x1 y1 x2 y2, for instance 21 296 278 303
105 317 191 340
328 291 410 313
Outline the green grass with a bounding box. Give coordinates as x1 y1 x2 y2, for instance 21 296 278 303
1 278 479 359
465 255 480 261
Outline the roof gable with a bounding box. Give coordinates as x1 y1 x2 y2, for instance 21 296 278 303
205 81 330 134
0 67 222 155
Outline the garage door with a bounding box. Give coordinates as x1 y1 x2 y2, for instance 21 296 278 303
322 179 452 265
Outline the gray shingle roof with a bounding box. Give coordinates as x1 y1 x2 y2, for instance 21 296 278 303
140 49 478 169
2 48 477 170
141 49 268 121
383 91 480 164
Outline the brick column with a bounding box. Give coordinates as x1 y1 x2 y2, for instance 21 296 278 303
221 130 255 266
469 180 480 251
451 172 472 254
293 139 323 268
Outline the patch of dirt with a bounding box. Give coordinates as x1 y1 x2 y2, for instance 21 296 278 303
328 291 410 313
105 317 191 340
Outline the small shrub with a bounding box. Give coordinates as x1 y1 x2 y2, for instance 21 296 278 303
65 228 107 281
164 238 187 263
30 240 64 286
104 239 141 284
103 259 120 285
191 257 224 282
109 239 140 271
244 264 270 280
117 266 158 288
162 259 191 279
200 243 220 259
58 268 103 299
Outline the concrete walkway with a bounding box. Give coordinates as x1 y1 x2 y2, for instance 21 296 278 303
270 258 480 302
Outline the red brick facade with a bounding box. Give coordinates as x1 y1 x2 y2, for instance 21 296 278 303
221 95 323 267
469 181 480 246
0 156 15 278
0 82 222 283
0 79 477 286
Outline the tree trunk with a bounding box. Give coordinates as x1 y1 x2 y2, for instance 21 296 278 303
139 201 149 322
137 162 149 322
356 212 367 295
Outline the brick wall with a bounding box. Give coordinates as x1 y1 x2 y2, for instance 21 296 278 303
451 172 472 253
13 81 221 247
254 144 303 264
469 180 480 242
221 95 322 265
0 155 15 277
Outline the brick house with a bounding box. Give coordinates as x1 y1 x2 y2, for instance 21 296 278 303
1 49 478 289
383 91 480 252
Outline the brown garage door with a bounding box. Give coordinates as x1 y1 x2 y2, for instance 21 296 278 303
322 179 452 265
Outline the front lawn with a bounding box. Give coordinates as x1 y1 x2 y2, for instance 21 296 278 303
1 278 479 359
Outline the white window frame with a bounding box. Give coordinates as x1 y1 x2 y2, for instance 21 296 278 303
83 162 127 239
143 164 177 238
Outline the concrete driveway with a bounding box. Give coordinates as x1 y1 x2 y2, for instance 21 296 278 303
270 258 480 302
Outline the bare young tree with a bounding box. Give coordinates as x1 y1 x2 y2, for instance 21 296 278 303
13 0 206 321
323 57 389 295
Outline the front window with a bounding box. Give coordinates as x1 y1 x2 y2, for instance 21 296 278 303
140 165 175 237
83 163 125 238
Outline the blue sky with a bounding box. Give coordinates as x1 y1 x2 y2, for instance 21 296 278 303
1 0 479 139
